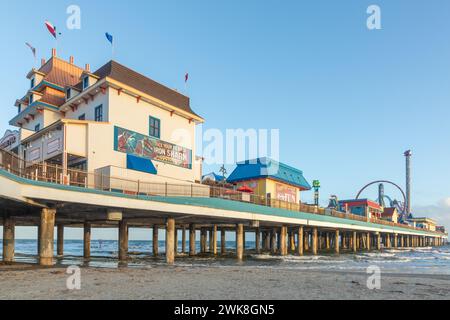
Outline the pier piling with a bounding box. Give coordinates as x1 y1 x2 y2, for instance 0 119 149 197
2 213 15 263
189 224 196 256
312 228 318 255
166 218 175 265
236 224 244 261
352 231 357 253
39 208 56 266
57 225 64 256
220 228 226 255
335 230 340 254
84 222 91 259
153 225 159 256
255 228 261 254
297 226 304 256
118 219 128 261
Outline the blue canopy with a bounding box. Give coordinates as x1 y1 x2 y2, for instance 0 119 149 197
126 154 157 175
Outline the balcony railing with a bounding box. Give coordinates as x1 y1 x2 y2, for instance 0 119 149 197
0 148 446 236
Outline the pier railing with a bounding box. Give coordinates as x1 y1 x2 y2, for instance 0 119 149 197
0 149 445 235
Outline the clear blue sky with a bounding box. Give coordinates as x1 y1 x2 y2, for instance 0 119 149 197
1 0 450 239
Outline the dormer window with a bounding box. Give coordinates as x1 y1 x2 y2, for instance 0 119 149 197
66 88 71 100
30 77 35 89
83 76 89 90
18 104 21 114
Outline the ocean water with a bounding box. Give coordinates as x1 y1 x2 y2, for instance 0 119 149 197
1 240 449 275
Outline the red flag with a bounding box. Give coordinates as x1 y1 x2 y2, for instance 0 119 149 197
185 73 189 83
45 21 57 39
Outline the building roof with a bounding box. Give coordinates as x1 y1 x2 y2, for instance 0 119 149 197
202 172 225 182
227 157 311 190
409 217 437 225
91 61 200 118
339 199 382 210
36 57 85 89
382 207 398 217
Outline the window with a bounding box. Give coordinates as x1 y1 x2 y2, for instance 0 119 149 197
94 105 103 122
18 104 21 114
83 76 89 90
34 124 40 132
29 94 34 104
78 114 86 121
149 116 161 138
30 77 35 89
66 88 71 100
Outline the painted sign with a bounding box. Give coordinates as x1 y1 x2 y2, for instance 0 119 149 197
0 130 19 151
275 183 297 203
114 126 192 169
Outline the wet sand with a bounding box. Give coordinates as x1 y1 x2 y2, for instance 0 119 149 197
0 263 449 300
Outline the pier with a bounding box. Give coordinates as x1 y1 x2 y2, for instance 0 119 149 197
1 151 446 266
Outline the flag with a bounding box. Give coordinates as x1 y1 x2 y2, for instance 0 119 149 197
45 21 59 39
25 43 36 58
185 73 189 83
105 32 113 45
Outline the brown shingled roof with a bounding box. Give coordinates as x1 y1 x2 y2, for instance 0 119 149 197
92 61 200 118
39 57 84 88
382 207 397 217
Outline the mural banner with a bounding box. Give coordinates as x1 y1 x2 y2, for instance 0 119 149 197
114 126 192 169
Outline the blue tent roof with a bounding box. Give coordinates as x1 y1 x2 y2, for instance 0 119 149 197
227 157 311 190
202 172 225 182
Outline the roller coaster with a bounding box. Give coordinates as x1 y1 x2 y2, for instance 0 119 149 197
355 180 411 223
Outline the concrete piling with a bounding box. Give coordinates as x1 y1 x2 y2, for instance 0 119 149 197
153 225 159 257
189 224 196 256
280 226 287 256
212 225 218 255
236 224 244 261
297 226 304 256
57 225 64 256
118 219 128 261
312 227 318 255
39 208 56 266
335 230 340 254
182 227 186 254
255 228 261 254
2 213 15 263
166 218 175 265
83 222 91 259
352 231 357 253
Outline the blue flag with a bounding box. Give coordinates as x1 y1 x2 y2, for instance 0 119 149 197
105 32 113 45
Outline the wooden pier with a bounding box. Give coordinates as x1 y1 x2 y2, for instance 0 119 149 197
0 161 447 266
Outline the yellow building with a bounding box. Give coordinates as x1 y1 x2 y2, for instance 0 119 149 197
409 217 437 231
8 49 205 190
227 158 311 203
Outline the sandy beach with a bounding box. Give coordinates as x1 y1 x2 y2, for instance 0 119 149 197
0 263 449 300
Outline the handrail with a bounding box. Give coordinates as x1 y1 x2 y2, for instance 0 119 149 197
0 148 446 236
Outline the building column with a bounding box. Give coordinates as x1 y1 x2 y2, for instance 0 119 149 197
400 235 404 248
118 220 128 261
334 229 340 254
236 224 244 261
57 225 64 256
386 234 391 248
255 228 261 254
221 228 226 255
312 227 318 255
189 224 196 256
352 231 357 253
83 222 91 259
366 232 371 251
394 234 398 248
166 218 175 265
39 208 56 266
280 226 287 256
297 226 304 256
2 213 15 263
